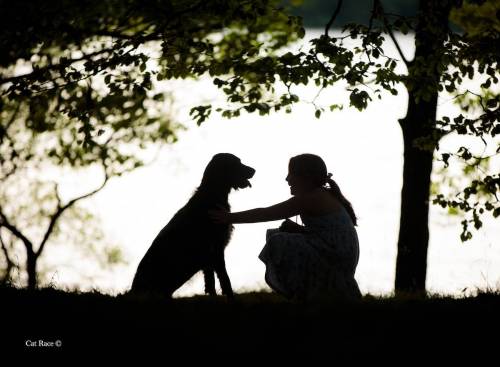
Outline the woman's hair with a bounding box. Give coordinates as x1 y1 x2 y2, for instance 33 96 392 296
289 154 357 226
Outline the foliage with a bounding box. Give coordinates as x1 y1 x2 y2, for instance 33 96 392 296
432 0 500 240
0 179 125 286
190 0 500 241
0 0 301 170
0 0 302 130
0 0 302 286
450 0 500 35
1 0 498 290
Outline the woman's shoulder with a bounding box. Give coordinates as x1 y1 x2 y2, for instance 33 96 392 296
299 188 342 216
300 187 329 199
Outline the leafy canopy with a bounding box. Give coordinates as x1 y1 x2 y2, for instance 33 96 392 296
0 0 303 287
188 0 500 240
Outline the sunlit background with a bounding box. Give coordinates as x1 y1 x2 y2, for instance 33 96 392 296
34 30 500 297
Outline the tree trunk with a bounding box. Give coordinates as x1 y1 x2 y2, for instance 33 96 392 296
394 0 451 294
395 97 436 293
27 249 38 290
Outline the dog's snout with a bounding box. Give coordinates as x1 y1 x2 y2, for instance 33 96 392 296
243 165 256 178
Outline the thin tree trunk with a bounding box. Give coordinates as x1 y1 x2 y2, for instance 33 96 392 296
27 249 37 290
0 232 14 285
394 0 451 294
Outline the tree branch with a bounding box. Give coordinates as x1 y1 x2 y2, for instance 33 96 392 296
0 209 34 253
0 47 120 87
378 0 410 66
363 0 379 64
54 183 63 209
0 228 15 282
325 0 343 37
35 169 109 257
385 22 410 66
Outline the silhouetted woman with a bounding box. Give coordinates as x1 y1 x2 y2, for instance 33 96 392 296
210 153 361 301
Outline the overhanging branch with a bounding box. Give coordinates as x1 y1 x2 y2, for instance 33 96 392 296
377 0 410 66
325 0 343 37
0 47 117 87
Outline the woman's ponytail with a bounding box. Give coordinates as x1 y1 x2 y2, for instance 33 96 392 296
326 174 357 226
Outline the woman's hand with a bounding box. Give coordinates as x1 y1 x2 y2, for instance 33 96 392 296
279 219 306 233
208 207 232 224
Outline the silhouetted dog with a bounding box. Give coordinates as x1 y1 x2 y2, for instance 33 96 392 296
131 153 255 298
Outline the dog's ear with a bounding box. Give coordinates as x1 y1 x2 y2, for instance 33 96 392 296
200 156 227 187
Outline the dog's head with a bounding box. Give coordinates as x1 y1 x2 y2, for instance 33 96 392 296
201 153 255 191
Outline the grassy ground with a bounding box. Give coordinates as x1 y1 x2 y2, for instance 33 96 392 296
3 286 499 361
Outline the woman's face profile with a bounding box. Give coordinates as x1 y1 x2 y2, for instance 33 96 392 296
286 169 311 196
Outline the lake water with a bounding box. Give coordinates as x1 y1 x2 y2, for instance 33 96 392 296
41 30 500 297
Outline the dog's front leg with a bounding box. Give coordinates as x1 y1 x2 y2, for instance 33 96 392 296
214 254 234 299
203 267 217 296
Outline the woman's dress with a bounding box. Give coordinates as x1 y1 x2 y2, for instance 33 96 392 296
259 206 361 301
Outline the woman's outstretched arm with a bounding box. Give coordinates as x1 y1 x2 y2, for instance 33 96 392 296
210 197 302 224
